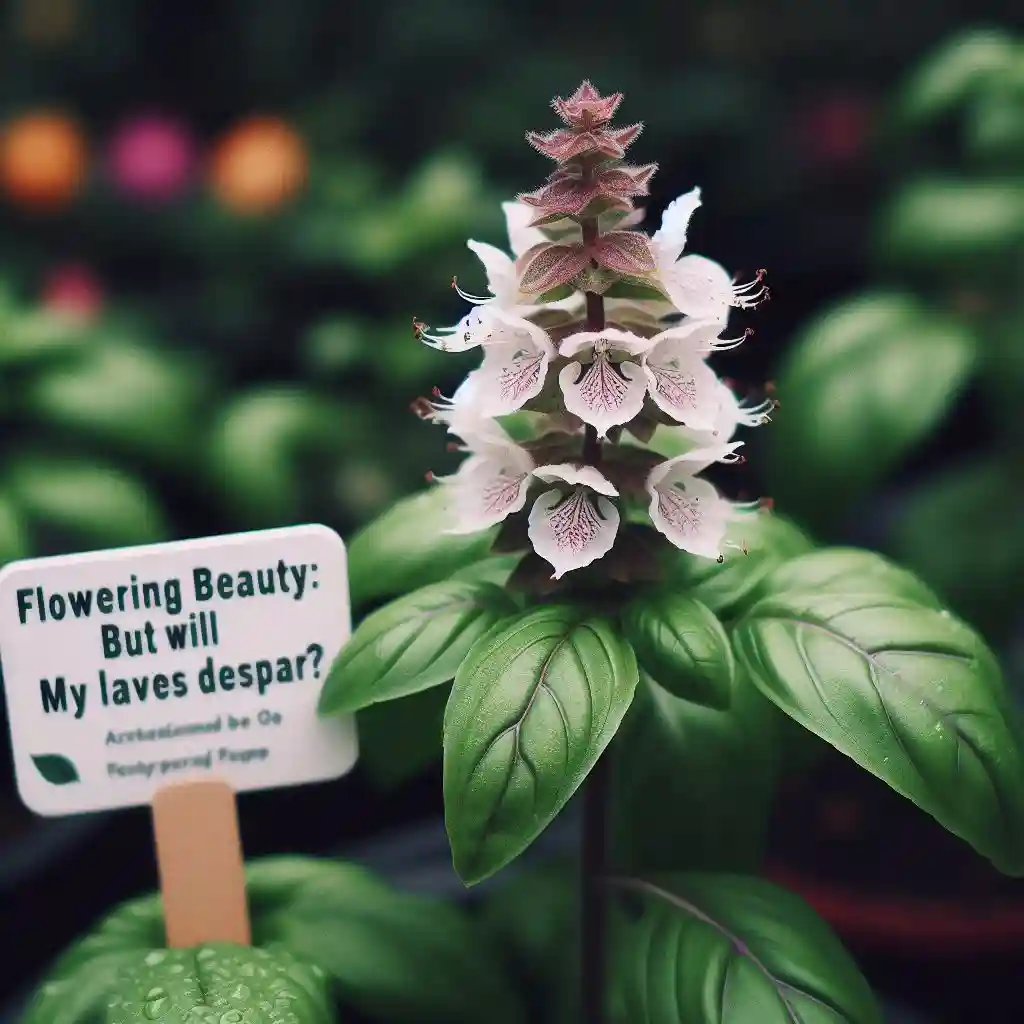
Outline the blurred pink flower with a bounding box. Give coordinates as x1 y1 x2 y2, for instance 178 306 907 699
797 94 874 168
42 262 103 321
106 114 196 203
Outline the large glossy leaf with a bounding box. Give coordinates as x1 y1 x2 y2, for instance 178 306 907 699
611 874 882 1023
889 457 1024 641
348 487 497 610
611 673 782 874
319 580 517 714
761 547 942 609
623 594 734 709
444 606 638 884
766 292 975 527
876 178 1024 272
105 944 334 1024
891 28 1018 130
256 858 525 1024
733 552 1024 875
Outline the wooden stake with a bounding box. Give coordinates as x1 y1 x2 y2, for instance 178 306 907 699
151 779 251 948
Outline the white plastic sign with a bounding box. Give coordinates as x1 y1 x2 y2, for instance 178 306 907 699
0 525 357 816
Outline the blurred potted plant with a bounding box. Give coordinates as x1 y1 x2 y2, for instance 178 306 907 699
762 27 1024 970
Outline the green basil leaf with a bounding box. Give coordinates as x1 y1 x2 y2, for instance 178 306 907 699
889 457 1024 640
105 944 333 1024
255 858 526 1024
347 487 497 610
205 389 359 529
4 453 169 550
891 28 1018 130
666 512 814 623
611 874 882 1023
26 343 209 471
448 553 521 587
876 177 1024 272
444 606 638 884
612 673 782 874
733 559 1024 876
760 547 943 608
623 594 734 708
766 292 976 527
319 580 517 714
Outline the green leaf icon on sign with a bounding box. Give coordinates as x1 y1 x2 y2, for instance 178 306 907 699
31 754 80 785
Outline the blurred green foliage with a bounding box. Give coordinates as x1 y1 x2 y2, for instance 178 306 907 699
767 27 1024 645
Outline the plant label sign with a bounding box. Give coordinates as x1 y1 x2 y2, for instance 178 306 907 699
0 525 357 816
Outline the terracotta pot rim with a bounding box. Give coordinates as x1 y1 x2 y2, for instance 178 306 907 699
767 865 1024 954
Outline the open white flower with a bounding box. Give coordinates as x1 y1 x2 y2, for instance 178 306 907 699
646 444 748 559
651 187 767 325
446 201 584 324
558 328 653 437
437 420 536 535
527 464 620 578
688 379 776 444
641 319 742 430
461 308 556 417
502 200 547 258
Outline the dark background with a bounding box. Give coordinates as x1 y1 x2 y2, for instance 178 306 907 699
0 2 1021 1021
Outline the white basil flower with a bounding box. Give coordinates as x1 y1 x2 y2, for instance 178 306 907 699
557 328 653 437
436 420 537 535
651 187 767 325
527 464 620 579
645 444 752 559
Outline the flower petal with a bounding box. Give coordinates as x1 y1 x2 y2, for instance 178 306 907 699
469 337 552 416
502 201 546 258
559 327 653 360
646 442 744 488
651 187 702 264
647 472 731 559
528 486 620 578
444 443 534 534
466 240 519 307
661 253 737 324
559 355 648 437
643 342 724 429
533 463 618 496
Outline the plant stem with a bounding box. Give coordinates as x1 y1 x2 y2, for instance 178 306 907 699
580 206 610 1023
580 744 612 1024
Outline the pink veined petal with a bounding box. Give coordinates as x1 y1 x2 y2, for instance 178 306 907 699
647 473 729 559
642 345 723 429
558 355 648 437
445 448 534 535
472 339 552 415
651 187 702 264
532 463 618 496
528 486 620 578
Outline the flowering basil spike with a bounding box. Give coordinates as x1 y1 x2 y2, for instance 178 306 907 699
414 80 770 584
